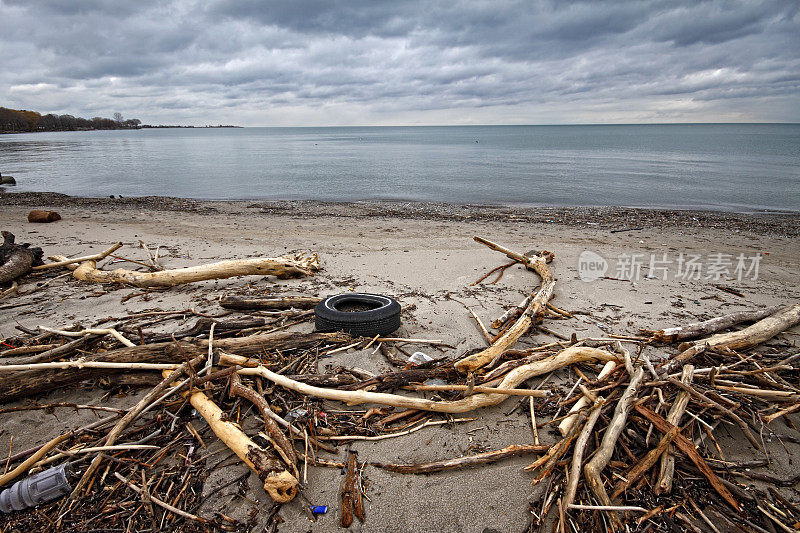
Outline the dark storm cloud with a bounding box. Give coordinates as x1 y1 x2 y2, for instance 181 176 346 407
1 0 798 125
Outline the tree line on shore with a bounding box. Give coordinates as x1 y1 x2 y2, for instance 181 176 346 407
0 107 141 133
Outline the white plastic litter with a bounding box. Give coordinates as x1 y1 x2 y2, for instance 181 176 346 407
408 351 434 365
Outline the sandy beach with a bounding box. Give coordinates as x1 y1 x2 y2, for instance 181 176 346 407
0 194 798 532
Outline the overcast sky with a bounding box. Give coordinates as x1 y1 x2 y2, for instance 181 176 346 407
1 0 798 126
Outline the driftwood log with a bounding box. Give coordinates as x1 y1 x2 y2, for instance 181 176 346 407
642 305 783 343
660 303 800 375
27 210 61 223
455 237 555 374
68 253 320 288
73 255 317 287
219 295 321 310
0 331 351 403
340 451 364 527
0 231 44 284
229 374 298 478
655 365 694 494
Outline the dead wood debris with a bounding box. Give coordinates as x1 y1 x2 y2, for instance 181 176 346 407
0 235 798 532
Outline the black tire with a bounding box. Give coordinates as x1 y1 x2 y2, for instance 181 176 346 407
315 293 401 337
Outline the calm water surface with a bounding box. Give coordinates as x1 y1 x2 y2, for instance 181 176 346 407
1 124 798 212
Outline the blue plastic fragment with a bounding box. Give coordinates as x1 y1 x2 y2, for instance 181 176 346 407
309 505 328 514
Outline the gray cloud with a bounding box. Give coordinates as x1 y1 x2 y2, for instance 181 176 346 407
1 0 798 125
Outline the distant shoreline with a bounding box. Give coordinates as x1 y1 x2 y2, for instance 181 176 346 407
0 125 242 134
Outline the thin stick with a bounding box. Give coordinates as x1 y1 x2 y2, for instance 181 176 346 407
407 384 548 397
327 418 475 441
372 444 548 473
38 326 136 347
0 361 179 372
303 430 309 485
33 445 159 469
714 385 799 401
530 396 540 445
472 259 519 285
763 402 800 424
0 432 69 487
467 308 493 344
114 472 210 524
0 281 18 300
3 437 12 476
32 242 123 271
568 505 649 513
375 337 446 345
322 340 362 355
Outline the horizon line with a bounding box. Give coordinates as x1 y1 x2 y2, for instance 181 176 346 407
213 121 800 128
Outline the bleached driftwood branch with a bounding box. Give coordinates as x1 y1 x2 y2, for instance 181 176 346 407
233 347 618 413
67 252 320 288
455 237 555 374
176 376 299 502
660 303 800 375
642 305 782 343
32 242 123 271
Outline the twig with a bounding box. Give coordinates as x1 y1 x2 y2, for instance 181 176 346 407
114 473 210 524
38 326 136 347
327 418 475 441
568 505 649 512
372 444 548 473
763 402 800 424
467 308 493 344
0 432 69 487
0 281 18 300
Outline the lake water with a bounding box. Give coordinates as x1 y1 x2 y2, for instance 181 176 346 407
1 124 798 212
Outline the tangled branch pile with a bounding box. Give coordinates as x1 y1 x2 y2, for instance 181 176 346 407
0 234 798 532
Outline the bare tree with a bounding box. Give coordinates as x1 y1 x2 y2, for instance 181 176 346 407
113 112 123 123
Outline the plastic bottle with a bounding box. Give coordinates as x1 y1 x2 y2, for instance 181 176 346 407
0 463 72 513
